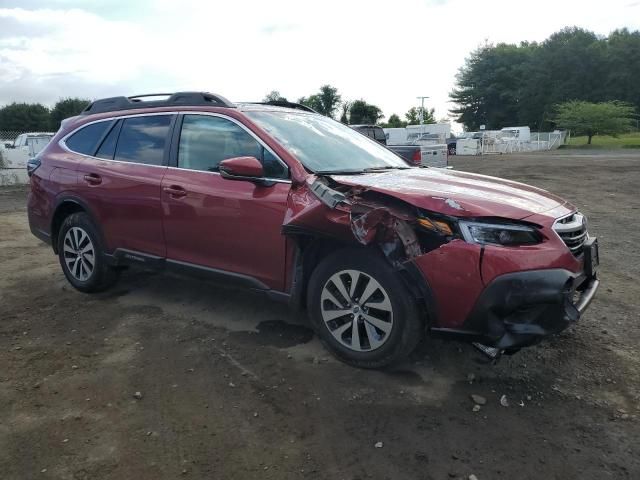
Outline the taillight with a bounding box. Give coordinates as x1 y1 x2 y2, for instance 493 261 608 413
27 157 41 177
411 149 421 165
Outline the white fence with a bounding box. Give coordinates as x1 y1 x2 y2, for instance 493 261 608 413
1 130 25 148
478 131 567 155
529 131 568 150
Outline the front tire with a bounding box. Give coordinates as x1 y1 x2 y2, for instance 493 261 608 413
57 212 117 293
307 248 423 368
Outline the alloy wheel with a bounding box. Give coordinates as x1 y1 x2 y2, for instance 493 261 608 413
320 269 394 352
63 227 95 281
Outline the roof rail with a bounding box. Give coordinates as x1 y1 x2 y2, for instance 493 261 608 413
250 100 317 113
80 91 235 115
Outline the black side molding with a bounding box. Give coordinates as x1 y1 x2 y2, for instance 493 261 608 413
165 259 270 291
108 249 165 269
106 249 289 298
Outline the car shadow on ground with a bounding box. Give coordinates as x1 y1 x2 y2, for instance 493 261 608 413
95 266 528 382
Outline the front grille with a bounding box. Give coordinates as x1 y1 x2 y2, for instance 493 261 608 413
553 212 588 256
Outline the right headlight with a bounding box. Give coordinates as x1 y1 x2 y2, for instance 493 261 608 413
458 220 542 246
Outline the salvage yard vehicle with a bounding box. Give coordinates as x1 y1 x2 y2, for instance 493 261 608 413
1 132 54 168
351 124 448 168
27 92 600 368
350 125 388 145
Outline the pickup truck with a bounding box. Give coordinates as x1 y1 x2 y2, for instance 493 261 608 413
391 143 448 168
350 125 448 168
1 132 54 168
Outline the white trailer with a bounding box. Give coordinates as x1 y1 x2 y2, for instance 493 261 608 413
384 124 452 146
500 126 531 143
419 144 448 168
456 138 481 155
384 128 408 145
406 123 451 144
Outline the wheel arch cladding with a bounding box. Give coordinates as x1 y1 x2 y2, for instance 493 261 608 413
51 200 86 253
282 232 353 311
51 198 104 255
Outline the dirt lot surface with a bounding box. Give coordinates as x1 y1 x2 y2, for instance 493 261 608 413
1 150 639 479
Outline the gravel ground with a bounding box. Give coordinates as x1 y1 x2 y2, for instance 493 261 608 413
1 149 638 479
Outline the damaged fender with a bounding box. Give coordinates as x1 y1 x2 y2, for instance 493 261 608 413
350 207 421 264
283 176 423 265
282 175 482 328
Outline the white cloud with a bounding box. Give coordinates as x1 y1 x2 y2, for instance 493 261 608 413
0 0 639 126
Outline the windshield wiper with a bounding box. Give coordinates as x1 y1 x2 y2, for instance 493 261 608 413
315 169 365 175
361 166 410 172
315 166 410 175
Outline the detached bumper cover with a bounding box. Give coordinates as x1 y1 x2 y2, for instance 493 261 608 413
440 269 599 349
575 275 599 315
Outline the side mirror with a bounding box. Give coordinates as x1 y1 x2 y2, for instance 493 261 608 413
219 156 272 186
4 143 13 149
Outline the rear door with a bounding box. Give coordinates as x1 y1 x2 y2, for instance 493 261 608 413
70 114 174 257
161 113 290 290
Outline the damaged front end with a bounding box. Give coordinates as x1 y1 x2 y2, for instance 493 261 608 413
283 175 458 320
284 176 453 264
283 174 597 355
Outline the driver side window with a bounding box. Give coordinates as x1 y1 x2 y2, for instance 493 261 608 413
177 115 288 179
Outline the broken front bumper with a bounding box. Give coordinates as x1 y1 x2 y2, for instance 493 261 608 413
432 269 599 350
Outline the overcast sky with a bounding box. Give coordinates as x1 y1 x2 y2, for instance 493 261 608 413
0 0 639 123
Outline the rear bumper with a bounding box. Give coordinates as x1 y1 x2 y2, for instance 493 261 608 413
431 269 599 350
28 209 52 245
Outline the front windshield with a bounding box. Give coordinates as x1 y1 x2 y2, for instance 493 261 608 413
244 110 408 174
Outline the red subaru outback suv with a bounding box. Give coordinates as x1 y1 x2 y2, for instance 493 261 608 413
27 92 600 368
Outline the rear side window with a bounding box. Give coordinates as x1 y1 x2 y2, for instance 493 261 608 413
66 121 112 155
114 115 172 165
95 120 122 160
177 115 287 178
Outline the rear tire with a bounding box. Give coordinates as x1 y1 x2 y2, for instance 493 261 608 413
57 212 118 293
307 247 423 368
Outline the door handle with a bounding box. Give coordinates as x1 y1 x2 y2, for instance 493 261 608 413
83 173 102 185
163 185 187 198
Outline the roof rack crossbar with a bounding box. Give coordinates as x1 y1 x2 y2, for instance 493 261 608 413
129 93 175 99
81 91 235 115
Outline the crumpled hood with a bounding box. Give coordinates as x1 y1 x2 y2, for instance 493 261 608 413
331 168 574 220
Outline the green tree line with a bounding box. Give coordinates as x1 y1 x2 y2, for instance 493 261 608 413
450 27 640 131
2 88 438 133
0 98 90 132
263 86 436 126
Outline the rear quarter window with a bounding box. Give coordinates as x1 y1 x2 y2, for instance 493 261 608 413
65 121 113 155
95 120 122 160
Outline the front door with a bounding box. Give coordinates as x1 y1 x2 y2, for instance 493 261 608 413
161 113 291 290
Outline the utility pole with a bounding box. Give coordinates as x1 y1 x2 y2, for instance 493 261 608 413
416 96 429 125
